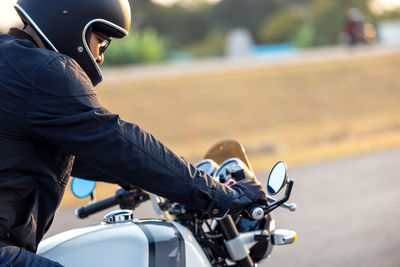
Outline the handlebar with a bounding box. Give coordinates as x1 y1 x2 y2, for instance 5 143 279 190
76 195 119 218
75 187 150 219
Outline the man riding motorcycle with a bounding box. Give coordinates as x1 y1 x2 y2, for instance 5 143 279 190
0 0 267 265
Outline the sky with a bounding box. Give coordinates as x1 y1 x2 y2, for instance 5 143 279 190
371 0 400 13
1 0 400 31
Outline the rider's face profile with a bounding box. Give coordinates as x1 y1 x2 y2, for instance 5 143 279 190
90 33 105 64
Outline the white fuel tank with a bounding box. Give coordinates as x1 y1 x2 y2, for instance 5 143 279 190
37 217 211 267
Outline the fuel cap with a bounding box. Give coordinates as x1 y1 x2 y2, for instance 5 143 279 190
103 210 133 224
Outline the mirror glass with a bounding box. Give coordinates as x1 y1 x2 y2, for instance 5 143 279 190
71 177 96 198
267 161 287 195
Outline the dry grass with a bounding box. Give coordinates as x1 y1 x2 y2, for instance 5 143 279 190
60 51 400 207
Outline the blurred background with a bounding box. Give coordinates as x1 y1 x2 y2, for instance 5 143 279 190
1 0 400 266
2 0 400 63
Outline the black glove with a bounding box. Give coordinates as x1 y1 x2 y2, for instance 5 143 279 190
228 178 268 216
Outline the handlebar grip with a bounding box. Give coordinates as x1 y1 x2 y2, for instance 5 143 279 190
76 196 119 219
249 206 265 220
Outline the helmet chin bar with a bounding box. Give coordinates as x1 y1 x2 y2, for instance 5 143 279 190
82 19 129 86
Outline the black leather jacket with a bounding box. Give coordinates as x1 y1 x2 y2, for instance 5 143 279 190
0 30 234 252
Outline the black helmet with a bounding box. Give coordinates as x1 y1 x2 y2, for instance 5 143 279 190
15 0 131 86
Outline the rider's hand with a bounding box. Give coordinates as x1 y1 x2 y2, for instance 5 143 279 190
228 178 268 216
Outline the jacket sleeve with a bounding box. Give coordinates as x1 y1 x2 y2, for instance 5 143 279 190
71 157 112 180
26 56 233 217
71 157 137 190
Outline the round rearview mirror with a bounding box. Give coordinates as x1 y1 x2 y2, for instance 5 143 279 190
267 161 288 195
71 177 96 198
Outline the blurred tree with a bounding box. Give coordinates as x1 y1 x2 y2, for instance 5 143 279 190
212 0 292 41
310 1 344 46
183 30 226 57
104 27 166 65
103 0 386 63
128 0 307 47
296 0 374 46
257 7 305 44
129 0 214 47
291 21 315 48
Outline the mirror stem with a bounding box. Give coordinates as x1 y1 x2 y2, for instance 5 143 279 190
264 179 294 214
89 192 95 204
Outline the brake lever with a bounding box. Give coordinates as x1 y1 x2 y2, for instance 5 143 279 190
267 197 297 211
248 179 295 220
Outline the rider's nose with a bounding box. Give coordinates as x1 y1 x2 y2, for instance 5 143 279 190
96 54 104 64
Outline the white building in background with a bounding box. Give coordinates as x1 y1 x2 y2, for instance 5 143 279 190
377 21 400 46
226 28 254 59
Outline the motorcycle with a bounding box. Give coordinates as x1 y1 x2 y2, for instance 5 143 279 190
37 139 297 267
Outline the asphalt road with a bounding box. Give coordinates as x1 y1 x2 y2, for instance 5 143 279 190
45 148 400 267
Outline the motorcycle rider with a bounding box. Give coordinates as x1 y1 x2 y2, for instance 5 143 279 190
0 0 268 265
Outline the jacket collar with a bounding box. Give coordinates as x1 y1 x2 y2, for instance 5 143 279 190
8 27 38 47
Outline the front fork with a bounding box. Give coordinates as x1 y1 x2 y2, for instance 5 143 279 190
218 214 297 267
218 216 255 267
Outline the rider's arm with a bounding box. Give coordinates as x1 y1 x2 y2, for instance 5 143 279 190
27 56 233 217
71 157 138 190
